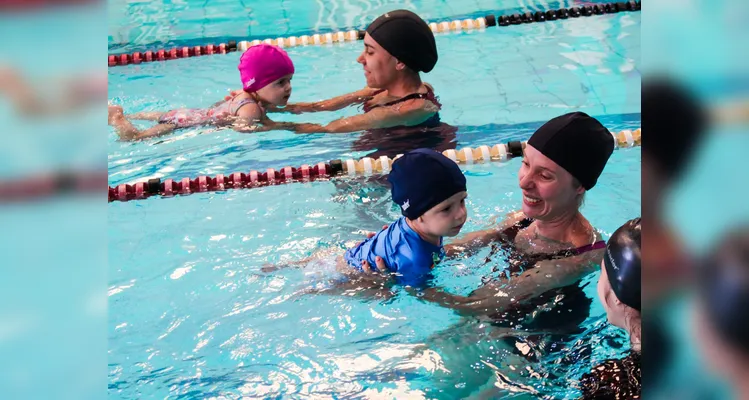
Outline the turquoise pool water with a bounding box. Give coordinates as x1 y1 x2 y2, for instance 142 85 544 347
108 2 641 398
109 0 609 51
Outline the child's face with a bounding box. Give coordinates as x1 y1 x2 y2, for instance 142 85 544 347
256 74 293 106
418 191 468 237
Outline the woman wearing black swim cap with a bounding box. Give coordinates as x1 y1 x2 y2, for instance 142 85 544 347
578 217 641 399
365 112 616 318
694 227 749 398
252 10 446 134
358 113 622 398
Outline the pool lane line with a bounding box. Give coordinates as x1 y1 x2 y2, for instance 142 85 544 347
107 1 641 68
0 169 106 204
107 128 640 203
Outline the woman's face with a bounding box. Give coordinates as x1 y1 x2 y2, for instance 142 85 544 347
518 144 584 220
357 33 399 88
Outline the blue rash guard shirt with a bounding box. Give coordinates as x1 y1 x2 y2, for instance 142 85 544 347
344 217 445 286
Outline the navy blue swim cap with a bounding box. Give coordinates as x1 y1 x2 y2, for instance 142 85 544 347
388 148 466 219
604 217 641 311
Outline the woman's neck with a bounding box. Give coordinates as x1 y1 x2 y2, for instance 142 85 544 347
534 211 587 244
385 73 423 98
626 317 642 352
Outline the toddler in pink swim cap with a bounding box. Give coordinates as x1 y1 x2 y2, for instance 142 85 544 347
239 44 295 100
107 44 294 141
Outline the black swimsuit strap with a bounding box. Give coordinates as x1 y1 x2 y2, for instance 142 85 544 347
502 218 534 242
364 87 438 112
367 92 429 111
485 217 603 277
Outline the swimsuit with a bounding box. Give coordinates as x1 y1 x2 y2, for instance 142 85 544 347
485 218 606 332
363 86 443 129
344 216 444 287
579 351 641 399
490 217 606 277
353 86 454 158
158 96 257 128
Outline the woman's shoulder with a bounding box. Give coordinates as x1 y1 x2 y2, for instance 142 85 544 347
497 211 528 230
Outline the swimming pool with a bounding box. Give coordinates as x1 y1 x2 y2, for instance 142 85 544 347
108 2 640 398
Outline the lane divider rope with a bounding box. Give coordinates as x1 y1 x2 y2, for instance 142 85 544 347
0 170 106 203
107 1 641 68
108 128 640 203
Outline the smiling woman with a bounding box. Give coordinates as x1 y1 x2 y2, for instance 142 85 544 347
363 112 617 322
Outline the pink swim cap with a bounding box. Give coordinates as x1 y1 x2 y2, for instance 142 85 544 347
238 44 295 92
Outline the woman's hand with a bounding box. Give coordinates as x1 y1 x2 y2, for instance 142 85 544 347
224 89 244 101
348 225 388 251
268 104 304 114
358 225 393 276
361 255 391 275
366 224 388 239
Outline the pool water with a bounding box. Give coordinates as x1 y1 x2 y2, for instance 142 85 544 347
109 0 613 52
108 3 640 398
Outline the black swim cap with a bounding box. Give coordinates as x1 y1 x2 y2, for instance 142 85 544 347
700 227 749 355
527 112 614 190
604 217 641 311
366 10 438 73
642 76 707 181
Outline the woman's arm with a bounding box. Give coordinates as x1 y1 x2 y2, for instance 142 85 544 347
226 87 380 114
278 87 380 113
418 249 602 316
265 100 436 134
367 247 602 316
444 211 526 257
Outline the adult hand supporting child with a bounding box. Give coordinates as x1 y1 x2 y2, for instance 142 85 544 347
360 224 391 275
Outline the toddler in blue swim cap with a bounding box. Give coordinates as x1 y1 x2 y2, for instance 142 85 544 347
342 148 468 286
